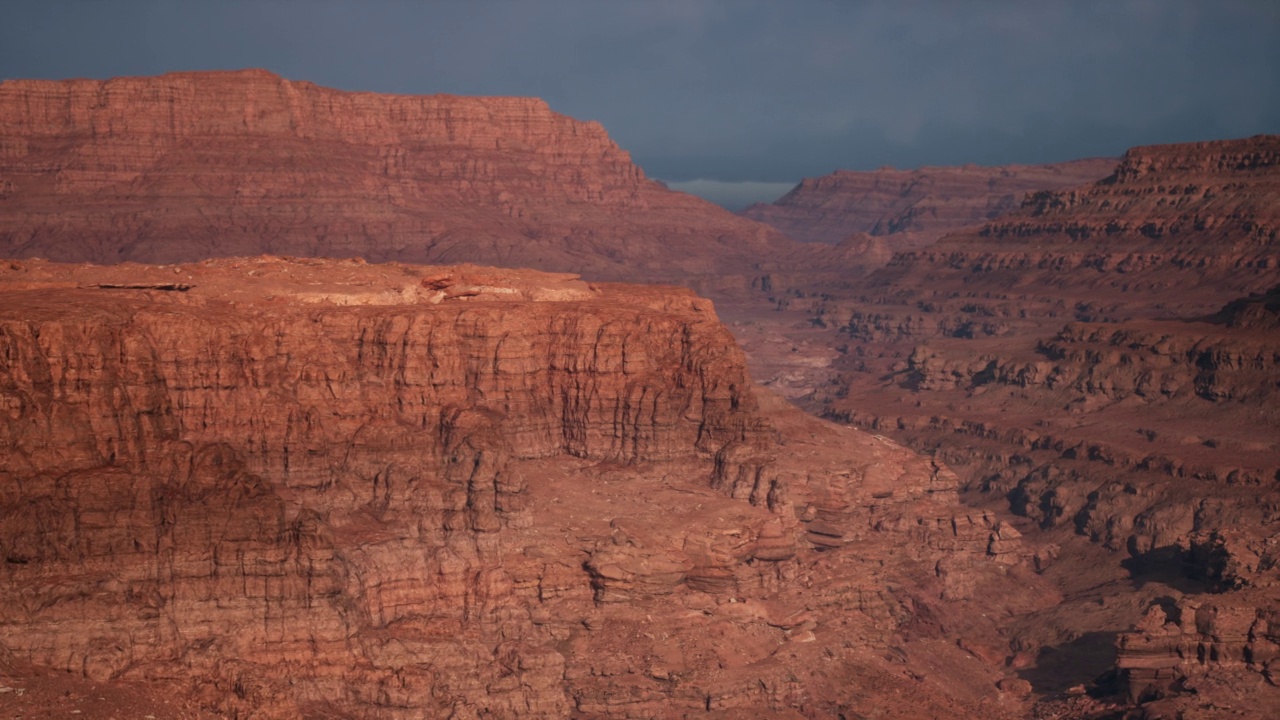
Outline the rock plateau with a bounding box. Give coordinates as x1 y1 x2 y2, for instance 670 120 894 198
0 70 797 284
740 159 1116 246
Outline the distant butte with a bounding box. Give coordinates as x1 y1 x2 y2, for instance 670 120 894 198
0 69 798 284
740 158 1117 245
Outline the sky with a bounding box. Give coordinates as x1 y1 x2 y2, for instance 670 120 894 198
2 1 1278 209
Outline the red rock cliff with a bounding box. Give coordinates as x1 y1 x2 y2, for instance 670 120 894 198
740 158 1116 245
0 257 1054 718
0 70 794 280
876 135 1280 308
0 258 772 716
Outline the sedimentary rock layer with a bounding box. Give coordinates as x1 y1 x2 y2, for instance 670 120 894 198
872 135 1280 306
734 136 1280 716
0 257 1050 718
741 158 1116 245
0 70 795 281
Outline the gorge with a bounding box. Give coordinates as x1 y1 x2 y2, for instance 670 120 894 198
0 70 1277 719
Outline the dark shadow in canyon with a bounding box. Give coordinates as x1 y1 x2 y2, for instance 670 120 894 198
1122 545 1206 594
1016 630 1120 695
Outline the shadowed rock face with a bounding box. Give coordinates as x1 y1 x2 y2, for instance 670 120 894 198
0 70 795 282
740 159 1116 246
0 257 1061 719
733 135 1280 717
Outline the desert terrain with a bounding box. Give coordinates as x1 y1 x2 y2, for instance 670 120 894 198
0 70 1277 719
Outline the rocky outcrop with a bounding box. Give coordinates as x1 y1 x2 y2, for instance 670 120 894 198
740 158 1115 245
1105 489 1280 715
725 135 1280 717
1211 283 1280 330
0 257 1052 719
0 70 796 282
1117 598 1280 710
873 136 1280 310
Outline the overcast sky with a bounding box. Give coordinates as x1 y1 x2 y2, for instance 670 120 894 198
2 1 1277 207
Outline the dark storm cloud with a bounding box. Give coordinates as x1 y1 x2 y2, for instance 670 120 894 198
2 0 1277 192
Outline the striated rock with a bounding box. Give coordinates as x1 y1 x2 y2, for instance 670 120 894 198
873 135 1280 307
0 257 1055 718
1116 597 1280 712
0 257 764 717
727 135 1280 718
0 70 798 283
741 158 1115 245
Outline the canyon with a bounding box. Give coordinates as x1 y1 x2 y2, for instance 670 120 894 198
740 134 1280 717
1 257 1057 718
0 70 1278 718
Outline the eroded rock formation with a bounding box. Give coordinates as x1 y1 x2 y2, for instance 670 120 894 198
0 70 796 283
733 135 1280 717
872 136 1280 305
0 257 1055 718
740 158 1115 245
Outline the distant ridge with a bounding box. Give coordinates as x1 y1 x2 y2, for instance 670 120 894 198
0 69 798 281
873 134 1280 302
740 158 1117 245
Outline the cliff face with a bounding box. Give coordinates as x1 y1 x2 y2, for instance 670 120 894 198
0 70 794 280
813 137 1280 559
0 257 1054 719
876 136 1280 307
740 158 1116 245
1115 550 1280 716
734 136 1280 716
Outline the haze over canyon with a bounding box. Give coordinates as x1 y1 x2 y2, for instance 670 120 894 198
0 67 1277 720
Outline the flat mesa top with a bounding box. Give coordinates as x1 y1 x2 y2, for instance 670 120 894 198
0 256 716 319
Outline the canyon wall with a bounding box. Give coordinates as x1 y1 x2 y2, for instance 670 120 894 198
0 257 1053 719
5 67 1277 717
740 158 1116 245
871 136 1280 308
0 70 796 282
739 135 1280 716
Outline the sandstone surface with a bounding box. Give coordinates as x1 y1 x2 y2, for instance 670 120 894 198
733 135 1280 717
5 68 1278 718
0 70 797 283
0 257 1058 718
740 158 1116 245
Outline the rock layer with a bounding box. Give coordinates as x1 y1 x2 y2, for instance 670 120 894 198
0 70 795 281
733 136 1280 717
740 158 1115 245
0 257 1052 719
873 135 1280 305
